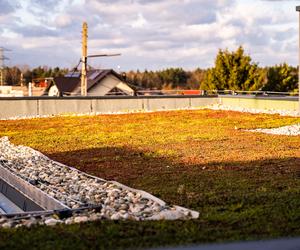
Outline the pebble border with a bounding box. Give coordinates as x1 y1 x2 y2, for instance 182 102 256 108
0 137 199 228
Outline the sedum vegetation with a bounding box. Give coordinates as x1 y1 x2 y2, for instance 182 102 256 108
0 110 299 249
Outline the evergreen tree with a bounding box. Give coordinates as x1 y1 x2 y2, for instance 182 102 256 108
262 63 298 92
201 46 264 91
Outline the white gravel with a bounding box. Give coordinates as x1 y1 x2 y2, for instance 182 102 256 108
208 104 299 117
207 104 300 136
248 124 300 136
0 137 199 228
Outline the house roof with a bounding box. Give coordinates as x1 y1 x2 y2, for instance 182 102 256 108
53 77 80 94
87 69 125 92
53 69 126 95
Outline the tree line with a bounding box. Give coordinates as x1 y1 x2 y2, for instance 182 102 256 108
2 46 299 92
2 66 68 86
126 47 298 93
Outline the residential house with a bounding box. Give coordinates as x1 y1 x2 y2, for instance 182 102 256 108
46 69 135 96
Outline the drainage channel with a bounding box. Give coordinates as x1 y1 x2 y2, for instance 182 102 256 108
0 193 23 214
0 178 44 214
0 163 69 215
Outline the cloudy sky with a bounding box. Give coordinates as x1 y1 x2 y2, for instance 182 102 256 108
0 0 299 71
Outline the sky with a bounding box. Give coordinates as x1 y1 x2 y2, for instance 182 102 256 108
0 0 299 71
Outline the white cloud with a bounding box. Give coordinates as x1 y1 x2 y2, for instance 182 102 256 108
0 1 16 15
0 0 299 70
55 14 73 28
130 13 147 28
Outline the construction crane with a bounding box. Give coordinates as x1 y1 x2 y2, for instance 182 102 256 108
0 47 11 86
80 22 121 96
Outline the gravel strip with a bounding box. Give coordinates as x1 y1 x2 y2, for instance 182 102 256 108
207 104 300 136
209 104 299 117
248 124 300 136
0 137 199 228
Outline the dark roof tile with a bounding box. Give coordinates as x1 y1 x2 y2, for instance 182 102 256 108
54 77 80 94
54 69 125 94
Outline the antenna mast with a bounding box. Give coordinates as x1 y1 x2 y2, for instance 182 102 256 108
81 22 88 96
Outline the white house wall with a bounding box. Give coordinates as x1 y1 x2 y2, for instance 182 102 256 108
88 75 123 96
48 85 59 96
116 82 134 96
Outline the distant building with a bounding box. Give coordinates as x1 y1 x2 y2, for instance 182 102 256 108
45 69 135 96
0 86 24 97
32 78 53 88
0 85 49 97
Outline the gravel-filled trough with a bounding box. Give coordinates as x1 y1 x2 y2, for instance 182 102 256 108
0 137 199 228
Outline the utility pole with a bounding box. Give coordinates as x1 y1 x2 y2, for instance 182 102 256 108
79 22 121 96
81 22 88 96
0 47 10 86
297 6 300 113
20 72 24 86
